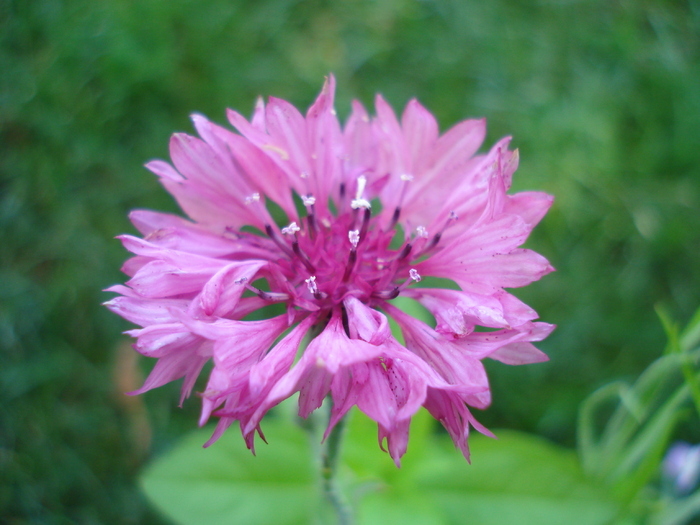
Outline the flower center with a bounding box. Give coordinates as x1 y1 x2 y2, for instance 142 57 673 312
243 175 455 313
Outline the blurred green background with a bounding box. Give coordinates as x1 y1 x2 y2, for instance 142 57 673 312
2 0 699 522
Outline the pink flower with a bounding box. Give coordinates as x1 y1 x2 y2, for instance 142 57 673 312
105 76 554 464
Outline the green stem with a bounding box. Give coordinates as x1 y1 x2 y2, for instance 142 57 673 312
321 410 353 525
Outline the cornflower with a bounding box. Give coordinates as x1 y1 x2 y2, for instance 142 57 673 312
105 76 554 464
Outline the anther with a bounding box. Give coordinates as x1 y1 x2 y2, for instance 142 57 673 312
343 250 358 282
305 276 317 294
343 230 360 282
302 194 317 239
423 212 457 252
397 242 412 260
373 287 400 300
264 224 295 258
349 230 360 248
305 276 326 300
424 232 442 252
281 222 300 235
351 175 371 210
387 174 413 230
358 207 371 241
281 221 315 272
388 206 401 230
372 268 421 300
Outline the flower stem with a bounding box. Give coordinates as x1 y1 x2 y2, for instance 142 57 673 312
320 410 353 525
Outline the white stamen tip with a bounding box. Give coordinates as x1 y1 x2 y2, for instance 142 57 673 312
281 222 300 235
409 269 421 282
305 276 318 294
244 193 261 205
351 198 371 210
351 174 371 209
416 226 429 238
234 277 249 285
400 173 414 182
302 194 316 206
300 171 310 179
349 230 360 247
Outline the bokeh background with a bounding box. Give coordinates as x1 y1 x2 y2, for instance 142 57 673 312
2 0 699 522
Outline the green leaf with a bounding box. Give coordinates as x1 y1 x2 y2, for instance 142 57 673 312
140 414 317 525
418 430 623 525
680 305 700 352
141 406 623 525
651 489 700 525
342 408 623 525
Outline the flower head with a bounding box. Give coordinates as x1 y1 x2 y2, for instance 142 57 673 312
105 76 554 464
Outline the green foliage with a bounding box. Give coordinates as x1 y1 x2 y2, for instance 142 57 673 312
143 406 623 525
141 414 316 525
578 306 700 523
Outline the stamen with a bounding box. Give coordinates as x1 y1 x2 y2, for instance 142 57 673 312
424 232 441 252
343 250 358 282
305 276 326 300
302 194 317 239
358 206 371 241
242 192 273 224
373 287 400 300
416 226 429 238
281 222 300 235
305 276 317 294
423 212 458 252
264 224 294 258
348 230 360 248
235 277 290 302
280 221 315 272
397 242 412 260
389 207 401 229
343 230 360 282
388 174 413 230
371 268 421 300
356 175 368 196
292 241 316 273
351 175 371 210
351 198 371 210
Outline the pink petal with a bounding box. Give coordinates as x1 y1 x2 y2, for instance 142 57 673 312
401 99 438 176
104 295 188 327
193 260 267 317
343 295 391 345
